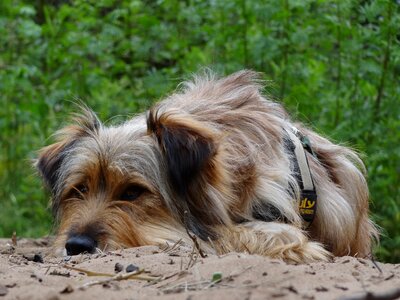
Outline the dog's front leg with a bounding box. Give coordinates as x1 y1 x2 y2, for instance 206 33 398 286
213 221 332 263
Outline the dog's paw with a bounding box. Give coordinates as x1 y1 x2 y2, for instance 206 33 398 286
292 241 333 263
237 221 333 263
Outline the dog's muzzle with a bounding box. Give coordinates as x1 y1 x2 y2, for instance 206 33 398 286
65 235 97 256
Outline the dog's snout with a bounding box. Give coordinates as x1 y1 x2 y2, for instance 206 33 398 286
65 235 97 256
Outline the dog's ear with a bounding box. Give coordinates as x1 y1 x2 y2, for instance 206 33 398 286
147 109 217 195
36 140 74 193
147 108 228 240
35 107 101 193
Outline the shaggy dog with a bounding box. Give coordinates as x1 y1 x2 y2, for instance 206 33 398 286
36 71 378 263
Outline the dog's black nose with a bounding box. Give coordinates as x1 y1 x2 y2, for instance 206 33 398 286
65 235 97 256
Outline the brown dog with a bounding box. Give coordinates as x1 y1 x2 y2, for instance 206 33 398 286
36 71 378 263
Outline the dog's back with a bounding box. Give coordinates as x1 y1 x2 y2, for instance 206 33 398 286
152 70 378 257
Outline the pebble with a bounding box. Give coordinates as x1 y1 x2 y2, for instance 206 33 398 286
114 262 123 273
0 285 8 296
126 264 139 273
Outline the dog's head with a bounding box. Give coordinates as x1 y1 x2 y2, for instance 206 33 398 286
36 105 230 255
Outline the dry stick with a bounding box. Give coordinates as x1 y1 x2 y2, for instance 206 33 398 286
189 246 199 269
186 246 196 270
162 280 211 294
160 241 170 252
370 253 383 274
63 265 159 282
78 270 160 290
183 211 206 258
44 266 51 275
63 265 113 277
155 270 191 290
11 231 17 247
338 287 400 300
164 238 183 254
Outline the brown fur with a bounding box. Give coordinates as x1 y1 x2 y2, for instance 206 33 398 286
36 70 378 263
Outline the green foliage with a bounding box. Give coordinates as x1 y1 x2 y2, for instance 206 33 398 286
0 0 399 262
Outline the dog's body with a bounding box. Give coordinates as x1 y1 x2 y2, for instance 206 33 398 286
36 71 378 263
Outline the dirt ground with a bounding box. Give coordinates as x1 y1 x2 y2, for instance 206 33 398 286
0 237 399 300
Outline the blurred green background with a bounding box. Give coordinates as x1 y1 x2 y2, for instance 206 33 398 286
0 0 399 262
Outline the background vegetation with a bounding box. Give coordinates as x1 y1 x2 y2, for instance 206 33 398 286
0 0 399 262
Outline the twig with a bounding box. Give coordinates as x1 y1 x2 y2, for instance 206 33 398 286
78 269 160 290
162 238 183 254
62 265 113 277
162 280 211 294
225 265 253 281
155 270 191 289
186 245 195 269
63 265 160 282
370 254 383 274
183 211 206 258
11 231 17 247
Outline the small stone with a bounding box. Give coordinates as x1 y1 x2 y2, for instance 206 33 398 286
31 272 43 282
126 264 139 273
23 253 43 263
102 283 111 289
60 284 74 294
341 259 350 264
334 284 348 291
305 270 316 275
262 272 268 276
0 285 8 296
114 262 123 273
284 285 298 294
271 292 286 298
33 254 44 263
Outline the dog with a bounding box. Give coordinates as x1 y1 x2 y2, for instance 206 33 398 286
36 70 378 263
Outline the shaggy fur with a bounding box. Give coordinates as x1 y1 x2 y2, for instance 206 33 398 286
36 70 378 263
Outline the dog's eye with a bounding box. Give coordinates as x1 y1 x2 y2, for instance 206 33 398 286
77 184 87 193
120 185 145 201
69 184 88 199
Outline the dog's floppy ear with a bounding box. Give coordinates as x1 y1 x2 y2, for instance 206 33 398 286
36 140 75 193
35 107 101 193
147 108 227 240
147 109 217 195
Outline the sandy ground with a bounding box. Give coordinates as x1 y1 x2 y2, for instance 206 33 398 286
0 237 399 300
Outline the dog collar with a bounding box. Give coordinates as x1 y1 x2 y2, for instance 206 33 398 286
285 126 318 228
